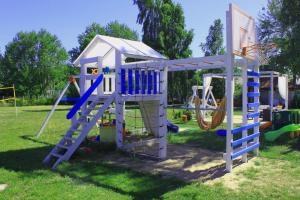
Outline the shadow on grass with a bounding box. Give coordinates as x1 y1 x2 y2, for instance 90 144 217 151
260 133 300 152
168 129 226 152
0 144 186 200
0 146 53 172
20 135 54 146
58 161 186 200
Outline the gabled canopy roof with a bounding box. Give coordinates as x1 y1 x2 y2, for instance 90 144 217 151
73 35 166 67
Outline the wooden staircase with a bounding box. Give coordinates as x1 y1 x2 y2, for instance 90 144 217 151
43 92 115 169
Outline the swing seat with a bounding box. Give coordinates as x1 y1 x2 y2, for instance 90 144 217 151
216 129 227 137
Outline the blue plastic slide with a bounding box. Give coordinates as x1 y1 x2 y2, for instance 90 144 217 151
66 74 104 119
167 121 179 133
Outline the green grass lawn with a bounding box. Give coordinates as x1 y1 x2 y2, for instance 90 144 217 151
1 106 300 199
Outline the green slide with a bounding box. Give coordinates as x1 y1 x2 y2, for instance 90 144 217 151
265 124 300 142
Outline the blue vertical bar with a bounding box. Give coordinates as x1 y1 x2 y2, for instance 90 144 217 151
121 69 126 94
128 69 133 95
135 70 139 94
153 71 157 94
147 71 152 94
142 70 146 94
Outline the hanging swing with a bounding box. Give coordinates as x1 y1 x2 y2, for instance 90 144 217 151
194 96 226 130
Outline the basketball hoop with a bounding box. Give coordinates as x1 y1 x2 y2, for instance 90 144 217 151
241 43 277 65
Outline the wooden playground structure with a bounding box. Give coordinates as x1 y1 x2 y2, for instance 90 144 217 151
40 4 267 172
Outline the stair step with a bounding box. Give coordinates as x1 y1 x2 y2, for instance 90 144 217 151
57 144 69 149
70 128 83 132
64 136 77 142
52 152 63 158
43 92 116 169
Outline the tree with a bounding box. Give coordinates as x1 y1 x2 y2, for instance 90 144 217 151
200 19 225 56
258 0 300 79
134 0 162 50
1 29 68 97
134 0 194 103
69 21 139 62
198 19 225 99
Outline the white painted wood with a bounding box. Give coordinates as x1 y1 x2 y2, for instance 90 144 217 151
36 82 70 138
270 72 274 121
158 64 168 159
115 50 124 148
225 8 234 172
97 57 104 96
242 60 248 162
253 61 260 155
80 56 99 65
80 60 88 129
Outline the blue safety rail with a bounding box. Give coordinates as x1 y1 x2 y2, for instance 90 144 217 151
231 133 260 147
128 69 133 95
247 102 260 108
120 69 160 95
247 71 260 77
247 92 260 97
66 74 104 120
153 71 157 94
147 71 152 94
231 142 260 160
231 122 260 134
121 69 126 94
247 82 260 87
247 112 260 118
142 70 146 94
61 97 80 102
135 70 140 94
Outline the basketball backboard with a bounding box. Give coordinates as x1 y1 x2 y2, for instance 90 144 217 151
228 4 257 60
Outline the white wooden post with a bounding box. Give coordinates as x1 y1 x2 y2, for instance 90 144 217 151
80 59 88 127
253 62 260 155
158 64 168 159
115 50 124 148
270 72 274 121
225 8 234 172
97 57 104 96
242 60 248 162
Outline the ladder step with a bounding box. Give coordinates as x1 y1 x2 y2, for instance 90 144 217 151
70 128 83 132
247 92 260 97
231 133 260 147
248 102 260 108
247 82 260 87
57 144 69 149
64 136 76 142
232 122 260 134
247 112 260 118
231 142 260 160
51 152 63 158
247 71 260 77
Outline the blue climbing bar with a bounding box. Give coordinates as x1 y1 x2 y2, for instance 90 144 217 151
153 71 157 94
128 69 133 95
121 69 126 95
147 70 152 94
142 70 146 94
135 70 140 94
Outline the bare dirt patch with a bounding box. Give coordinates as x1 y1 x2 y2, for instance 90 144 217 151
99 144 244 182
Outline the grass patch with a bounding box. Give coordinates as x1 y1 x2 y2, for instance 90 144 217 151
1 106 300 199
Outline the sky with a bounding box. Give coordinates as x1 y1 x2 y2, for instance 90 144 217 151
0 0 267 57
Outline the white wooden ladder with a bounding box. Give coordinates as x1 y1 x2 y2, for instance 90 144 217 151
43 92 116 169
